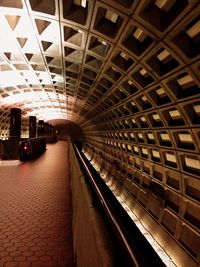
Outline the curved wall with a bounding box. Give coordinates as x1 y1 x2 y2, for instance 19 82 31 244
0 1 199 266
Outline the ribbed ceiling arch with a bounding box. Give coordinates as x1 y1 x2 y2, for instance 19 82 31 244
0 1 200 266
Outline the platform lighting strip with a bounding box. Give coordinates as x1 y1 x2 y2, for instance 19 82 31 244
87 154 177 267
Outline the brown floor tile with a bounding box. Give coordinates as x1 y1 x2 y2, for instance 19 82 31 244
0 141 74 267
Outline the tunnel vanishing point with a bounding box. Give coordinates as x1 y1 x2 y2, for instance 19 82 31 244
0 1 200 267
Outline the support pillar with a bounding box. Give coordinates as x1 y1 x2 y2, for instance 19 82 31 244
29 116 36 138
44 122 49 136
37 120 45 137
9 108 21 139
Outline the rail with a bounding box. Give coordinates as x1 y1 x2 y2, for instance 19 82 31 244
72 142 166 267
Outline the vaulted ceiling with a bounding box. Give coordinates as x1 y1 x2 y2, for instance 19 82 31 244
0 0 199 131
0 1 200 266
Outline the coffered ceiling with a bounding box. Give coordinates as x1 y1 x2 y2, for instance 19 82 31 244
0 1 200 266
0 0 199 129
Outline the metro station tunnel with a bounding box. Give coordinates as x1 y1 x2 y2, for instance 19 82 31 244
0 1 200 267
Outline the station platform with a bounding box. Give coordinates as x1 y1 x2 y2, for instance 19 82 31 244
0 141 74 267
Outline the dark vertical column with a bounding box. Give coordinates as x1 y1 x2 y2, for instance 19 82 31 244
49 125 53 135
52 126 56 136
37 120 45 137
49 124 52 135
9 108 21 139
44 123 49 136
29 116 37 138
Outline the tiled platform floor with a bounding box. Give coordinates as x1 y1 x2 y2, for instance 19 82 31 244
0 141 74 267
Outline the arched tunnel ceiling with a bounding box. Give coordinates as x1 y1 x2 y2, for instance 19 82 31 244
0 0 199 129
0 0 200 265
